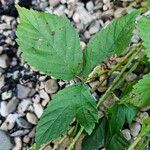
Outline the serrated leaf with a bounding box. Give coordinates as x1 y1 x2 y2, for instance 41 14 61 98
106 132 129 150
133 73 150 107
82 10 140 78
108 104 138 134
35 83 98 148
137 16 150 61
82 118 107 150
16 6 83 80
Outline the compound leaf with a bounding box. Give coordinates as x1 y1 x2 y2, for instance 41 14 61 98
16 6 83 80
36 83 98 148
82 10 140 78
133 73 150 107
137 16 150 61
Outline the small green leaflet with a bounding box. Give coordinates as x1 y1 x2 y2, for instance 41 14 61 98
36 83 98 148
137 16 150 62
82 10 140 78
133 73 150 107
82 118 107 150
105 132 129 150
16 6 83 80
107 104 138 134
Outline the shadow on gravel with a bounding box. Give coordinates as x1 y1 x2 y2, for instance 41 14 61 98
0 0 31 17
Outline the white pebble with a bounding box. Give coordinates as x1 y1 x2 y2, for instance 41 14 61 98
33 103 43 118
1 91 12 100
26 113 38 125
129 122 141 137
0 54 10 68
122 129 131 141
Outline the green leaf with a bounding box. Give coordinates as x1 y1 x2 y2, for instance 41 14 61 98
16 6 83 80
35 83 98 148
137 16 150 61
82 118 107 150
82 10 140 78
106 132 129 150
108 104 138 134
133 73 150 107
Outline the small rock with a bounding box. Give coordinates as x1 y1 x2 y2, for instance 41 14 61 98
73 12 80 24
1 91 12 100
16 117 32 129
23 135 30 144
26 113 38 125
10 130 29 137
33 103 43 118
45 79 59 94
0 75 5 89
84 31 91 39
32 94 40 103
89 81 100 89
0 54 10 68
6 98 19 114
49 0 60 7
76 5 94 25
0 114 16 131
114 8 126 18
0 130 12 150
126 73 137 82
40 2 48 9
129 122 141 137
89 21 100 35
17 84 31 99
122 129 131 141
54 5 66 16
0 101 8 117
86 1 94 12
39 89 50 101
12 137 22 150
18 99 32 114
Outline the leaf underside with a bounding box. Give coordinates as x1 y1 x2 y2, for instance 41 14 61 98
16 6 83 80
35 83 98 148
82 10 140 78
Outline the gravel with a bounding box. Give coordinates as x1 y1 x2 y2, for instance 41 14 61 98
0 0 149 149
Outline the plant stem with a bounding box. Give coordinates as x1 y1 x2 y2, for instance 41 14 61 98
97 46 141 107
92 44 141 91
67 45 142 149
127 136 142 150
66 127 84 150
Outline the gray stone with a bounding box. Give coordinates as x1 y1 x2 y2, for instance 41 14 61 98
114 8 126 18
49 0 60 7
89 21 100 35
10 130 29 137
17 84 31 99
0 130 12 150
126 73 137 82
16 117 32 129
44 79 59 94
129 122 141 137
6 98 19 114
122 129 131 141
0 54 10 68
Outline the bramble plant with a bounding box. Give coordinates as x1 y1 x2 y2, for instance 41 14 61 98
16 5 150 150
